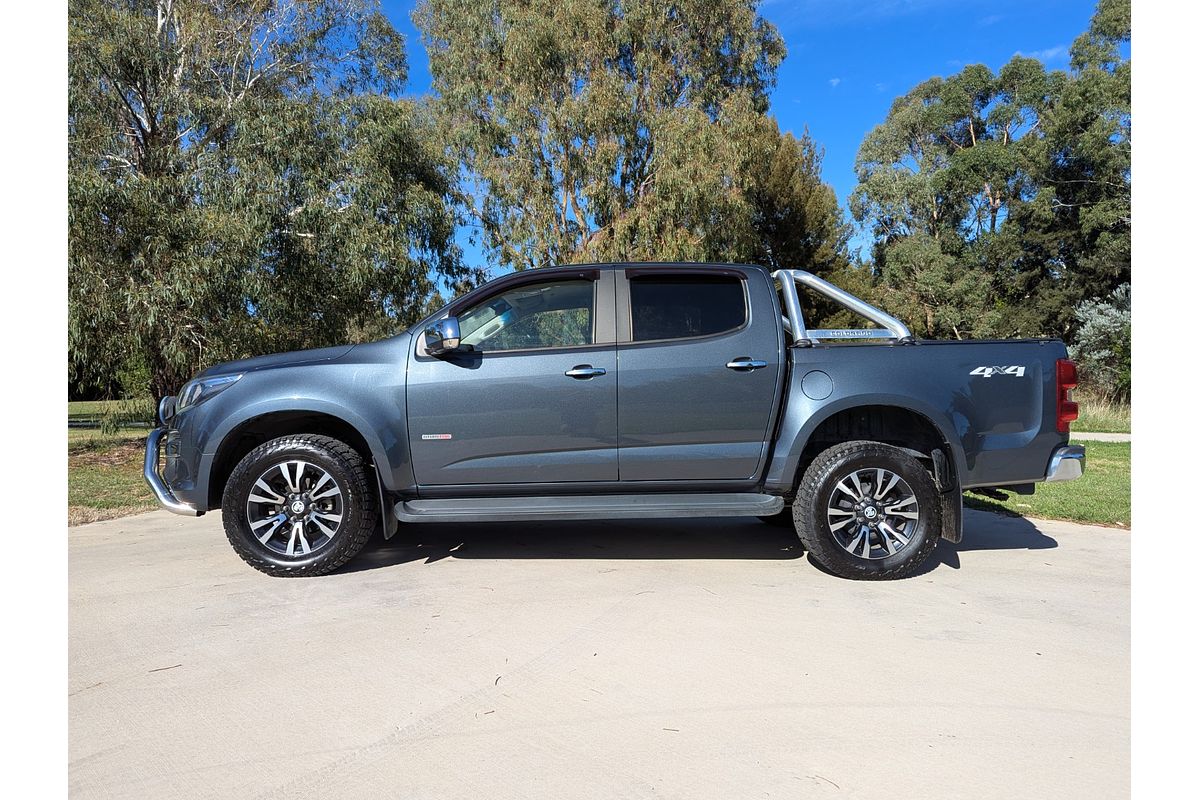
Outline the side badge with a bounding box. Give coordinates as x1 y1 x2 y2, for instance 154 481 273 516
421 434 453 440
970 366 1027 378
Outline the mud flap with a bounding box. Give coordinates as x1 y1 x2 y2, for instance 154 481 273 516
373 465 399 540
932 449 963 544
940 489 963 544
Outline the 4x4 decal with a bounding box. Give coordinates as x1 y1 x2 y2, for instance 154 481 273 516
970 365 1027 378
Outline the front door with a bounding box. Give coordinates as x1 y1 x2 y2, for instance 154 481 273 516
407 272 618 487
615 268 783 481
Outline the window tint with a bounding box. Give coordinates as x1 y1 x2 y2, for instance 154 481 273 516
457 279 594 352
629 275 746 341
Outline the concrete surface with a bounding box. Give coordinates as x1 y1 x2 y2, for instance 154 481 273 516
1071 432 1131 442
69 509 1129 799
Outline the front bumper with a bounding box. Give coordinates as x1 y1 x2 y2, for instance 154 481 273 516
144 427 200 516
1045 444 1086 483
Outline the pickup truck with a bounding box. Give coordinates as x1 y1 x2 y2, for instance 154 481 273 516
144 262 1084 580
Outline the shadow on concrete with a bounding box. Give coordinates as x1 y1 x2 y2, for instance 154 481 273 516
343 507 1058 575
344 517 802 572
917 508 1058 575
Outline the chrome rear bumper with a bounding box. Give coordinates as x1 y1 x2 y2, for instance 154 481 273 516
144 427 200 516
1045 444 1086 483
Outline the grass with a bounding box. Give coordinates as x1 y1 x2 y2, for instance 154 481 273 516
68 398 156 436
1074 393 1131 434
964 439 1130 528
68 428 157 525
68 400 124 415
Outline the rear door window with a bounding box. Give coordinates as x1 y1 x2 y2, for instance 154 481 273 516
628 275 747 341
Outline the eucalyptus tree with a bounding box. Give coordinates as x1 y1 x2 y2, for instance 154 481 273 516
1006 0 1130 340
850 0 1130 342
850 57 1059 339
415 0 796 270
69 0 465 398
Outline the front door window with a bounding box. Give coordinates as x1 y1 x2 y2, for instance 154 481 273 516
458 280 594 352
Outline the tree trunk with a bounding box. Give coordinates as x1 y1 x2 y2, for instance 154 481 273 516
149 356 188 402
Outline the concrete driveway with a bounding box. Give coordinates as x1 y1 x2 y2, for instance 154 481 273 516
69 509 1129 799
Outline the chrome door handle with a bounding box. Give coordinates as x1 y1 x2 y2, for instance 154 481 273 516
726 358 768 371
565 365 606 379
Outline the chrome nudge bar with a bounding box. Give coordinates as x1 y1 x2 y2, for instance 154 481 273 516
772 269 913 345
144 427 199 516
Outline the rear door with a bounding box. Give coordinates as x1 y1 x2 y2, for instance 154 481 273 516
615 267 784 481
407 270 618 487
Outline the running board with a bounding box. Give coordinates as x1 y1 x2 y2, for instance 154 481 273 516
394 493 784 523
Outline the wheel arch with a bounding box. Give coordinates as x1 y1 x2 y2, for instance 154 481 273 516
768 396 965 543
795 405 959 487
205 405 389 512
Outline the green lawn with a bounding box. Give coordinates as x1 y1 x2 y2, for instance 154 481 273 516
68 429 156 525
68 400 124 415
68 398 155 429
964 439 1130 528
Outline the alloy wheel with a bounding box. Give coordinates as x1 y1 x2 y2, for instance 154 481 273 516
245 460 344 557
825 467 921 560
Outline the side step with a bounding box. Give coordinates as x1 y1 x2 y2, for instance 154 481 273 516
394 493 784 523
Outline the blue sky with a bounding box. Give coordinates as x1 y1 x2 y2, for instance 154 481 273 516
380 0 1100 265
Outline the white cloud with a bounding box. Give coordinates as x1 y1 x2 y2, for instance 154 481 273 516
978 14 1003 26
1015 44 1068 62
829 77 842 88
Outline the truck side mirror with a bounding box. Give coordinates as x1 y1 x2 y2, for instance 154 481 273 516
424 316 461 356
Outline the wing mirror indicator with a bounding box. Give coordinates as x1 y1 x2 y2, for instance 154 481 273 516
424 316 461 356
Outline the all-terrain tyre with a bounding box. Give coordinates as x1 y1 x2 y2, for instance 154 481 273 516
794 440 940 580
221 434 378 577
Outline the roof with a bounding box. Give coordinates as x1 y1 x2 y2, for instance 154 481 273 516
546 261 770 274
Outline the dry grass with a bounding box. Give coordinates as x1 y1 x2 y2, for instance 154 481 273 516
1074 393 1131 434
68 430 157 525
68 505 159 526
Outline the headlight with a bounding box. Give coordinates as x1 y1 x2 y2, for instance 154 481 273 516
176 374 242 413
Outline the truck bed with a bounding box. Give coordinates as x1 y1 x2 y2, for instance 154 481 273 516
764 338 1071 492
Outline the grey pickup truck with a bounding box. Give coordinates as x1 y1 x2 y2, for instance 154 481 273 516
145 262 1084 580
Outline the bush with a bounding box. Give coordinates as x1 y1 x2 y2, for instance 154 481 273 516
1069 283 1130 401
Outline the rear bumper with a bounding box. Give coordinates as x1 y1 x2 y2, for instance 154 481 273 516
144 427 201 516
1045 444 1086 483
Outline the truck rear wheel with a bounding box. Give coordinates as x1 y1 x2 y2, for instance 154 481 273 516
794 440 940 580
221 434 378 577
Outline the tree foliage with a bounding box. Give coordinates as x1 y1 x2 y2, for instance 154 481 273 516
416 0 845 277
851 0 1130 341
69 0 467 398
1070 283 1130 401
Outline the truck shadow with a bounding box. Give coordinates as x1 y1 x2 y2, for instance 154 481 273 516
346 517 803 571
917 509 1058 576
342 508 1057 575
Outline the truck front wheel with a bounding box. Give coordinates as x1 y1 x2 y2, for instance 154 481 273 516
221 434 379 577
794 441 941 580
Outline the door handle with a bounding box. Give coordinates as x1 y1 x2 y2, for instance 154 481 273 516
565 365 606 379
725 358 769 371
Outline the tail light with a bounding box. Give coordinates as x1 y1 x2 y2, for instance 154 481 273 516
1056 359 1079 434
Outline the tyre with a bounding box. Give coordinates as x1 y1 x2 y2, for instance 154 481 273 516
221 434 379 577
794 440 940 580
758 508 795 527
